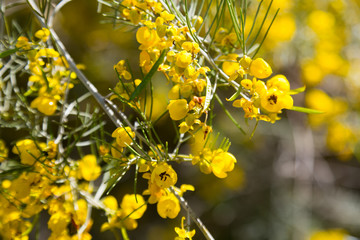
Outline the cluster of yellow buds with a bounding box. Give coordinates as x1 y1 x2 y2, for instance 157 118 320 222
15 28 77 116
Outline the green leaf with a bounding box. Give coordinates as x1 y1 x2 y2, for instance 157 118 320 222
129 50 167 101
288 86 306 95
0 48 19 58
290 106 324 114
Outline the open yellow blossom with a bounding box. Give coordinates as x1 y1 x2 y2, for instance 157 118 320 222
167 99 189 120
112 126 135 147
157 194 180 219
249 58 272 79
30 96 57 116
35 28 51 42
136 26 158 49
211 150 237 178
78 155 101 181
151 162 177 188
260 88 293 113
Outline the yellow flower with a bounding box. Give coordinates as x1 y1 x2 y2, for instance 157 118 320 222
35 48 60 58
120 194 147 219
111 126 135 147
176 51 193 68
136 26 158 49
0 139 8 162
151 162 177 188
78 155 101 181
12 139 45 165
30 96 57 116
157 194 180 219
168 84 181 100
211 150 237 178
266 75 290 92
309 229 347 240
114 60 132 80
160 11 175 21
249 58 272 79
167 99 189 121
48 211 70 234
241 79 253 90
102 195 119 211
260 88 293 113
175 217 196 240
16 36 32 50
221 54 240 76
307 10 335 34
35 28 51 42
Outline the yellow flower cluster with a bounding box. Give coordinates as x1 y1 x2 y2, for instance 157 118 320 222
0 138 106 239
140 161 194 219
15 28 76 116
191 148 237 178
227 56 294 122
101 194 147 231
111 0 212 134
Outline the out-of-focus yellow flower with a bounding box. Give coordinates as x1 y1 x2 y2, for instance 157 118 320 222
12 139 45 165
0 139 8 162
175 216 196 240
157 194 180 219
15 36 31 50
302 61 324 86
120 194 147 219
30 96 57 116
221 54 240 76
307 10 335 34
176 51 192 68
78 155 101 181
151 162 177 188
309 229 347 240
114 60 132 80
35 48 60 58
35 28 51 42
267 14 296 43
305 89 347 127
249 58 272 79
167 99 189 120
102 195 118 211
48 211 70 234
326 122 356 160
111 126 135 147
